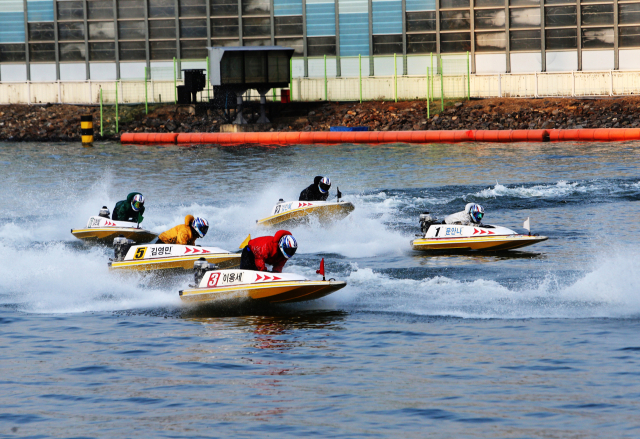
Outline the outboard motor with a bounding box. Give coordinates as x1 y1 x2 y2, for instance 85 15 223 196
419 212 436 235
193 257 218 287
278 198 285 203
113 236 134 261
99 206 110 218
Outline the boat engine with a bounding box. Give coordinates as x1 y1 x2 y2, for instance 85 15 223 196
113 236 134 261
419 212 437 234
193 258 218 286
99 206 110 218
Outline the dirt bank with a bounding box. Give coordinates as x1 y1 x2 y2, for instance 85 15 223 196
2 97 640 142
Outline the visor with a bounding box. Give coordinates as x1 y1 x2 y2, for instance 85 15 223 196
132 201 143 211
473 212 483 222
319 183 331 193
197 225 209 238
282 246 297 258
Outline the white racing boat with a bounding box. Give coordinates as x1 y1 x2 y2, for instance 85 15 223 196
411 213 548 252
109 237 240 272
71 208 157 244
180 258 346 304
257 198 355 227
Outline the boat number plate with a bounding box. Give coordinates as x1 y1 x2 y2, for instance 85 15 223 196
207 273 220 287
89 218 101 227
274 202 293 215
134 247 147 259
207 272 244 287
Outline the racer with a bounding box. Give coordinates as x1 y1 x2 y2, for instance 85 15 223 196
299 176 331 202
156 215 209 245
444 203 485 225
112 192 145 223
240 230 297 273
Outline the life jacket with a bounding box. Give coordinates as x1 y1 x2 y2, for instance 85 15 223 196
158 215 196 245
247 230 292 273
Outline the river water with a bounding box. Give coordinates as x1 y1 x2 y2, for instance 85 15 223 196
1 141 640 438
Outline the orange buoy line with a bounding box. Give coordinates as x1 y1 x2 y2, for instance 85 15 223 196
120 128 640 146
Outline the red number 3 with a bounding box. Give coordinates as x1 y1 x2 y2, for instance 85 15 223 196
207 273 220 287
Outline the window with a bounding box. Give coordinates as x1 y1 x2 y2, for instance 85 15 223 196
582 27 613 48
474 9 505 29
57 1 84 20
149 20 176 39
150 40 176 59
510 29 540 50
510 0 540 6
619 25 640 47
118 21 145 40
243 38 270 46
89 42 115 60
0 44 26 62
373 34 403 55
619 3 640 25
407 33 436 53
89 22 115 40
119 41 146 60
510 8 540 28
475 0 503 6
181 39 207 57
581 4 613 26
242 0 270 15
149 0 176 18
243 17 271 37
440 31 471 52
58 22 85 41
117 0 145 18
545 27 576 49
180 19 207 38
545 6 577 27
275 16 303 36
307 36 336 56
87 1 113 20
406 11 436 32
544 0 574 4
211 38 240 46
440 0 469 8
29 43 56 62
275 37 303 55
211 0 238 16
180 0 207 16
29 23 55 41
475 31 506 51
211 17 239 37
440 10 470 30
59 42 86 61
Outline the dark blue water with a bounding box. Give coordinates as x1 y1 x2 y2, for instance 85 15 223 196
1 141 640 438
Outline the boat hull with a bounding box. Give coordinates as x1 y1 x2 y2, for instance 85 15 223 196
110 253 240 271
257 202 354 227
71 227 157 244
411 235 548 252
180 280 347 304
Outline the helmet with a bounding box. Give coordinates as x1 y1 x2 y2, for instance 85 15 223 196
278 234 298 259
318 177 331 194
468 204 485 223
131 194 145 212
192 217 209 238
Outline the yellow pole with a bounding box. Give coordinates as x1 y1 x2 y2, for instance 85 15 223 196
81 114 93 146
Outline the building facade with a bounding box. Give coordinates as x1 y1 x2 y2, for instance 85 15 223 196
0 0 639 82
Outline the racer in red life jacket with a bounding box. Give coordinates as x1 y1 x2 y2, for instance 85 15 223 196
240 230 297 273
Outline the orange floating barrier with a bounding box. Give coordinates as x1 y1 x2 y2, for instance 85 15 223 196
124 128 640 146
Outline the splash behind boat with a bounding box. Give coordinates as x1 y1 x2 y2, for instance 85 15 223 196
410 213 548 252
180 259 346 304
71 211 157 244
257 199 355 227
109 237 240 272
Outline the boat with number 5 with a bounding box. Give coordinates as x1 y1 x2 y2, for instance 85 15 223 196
108 237 240 272
410 213 548 252
179 258 346 304
257 199 355 227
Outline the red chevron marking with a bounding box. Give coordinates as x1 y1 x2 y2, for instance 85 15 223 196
201 249 210 253
185 247 191 253
256 274 263 281
473 228 479 235
480 230 487 234
273 276 281 280
488 231 495 235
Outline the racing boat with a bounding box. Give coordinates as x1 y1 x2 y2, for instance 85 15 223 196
257 196 355 227
179 258 346 304
109 237 240 272
71 207 157 244
411 213 548 252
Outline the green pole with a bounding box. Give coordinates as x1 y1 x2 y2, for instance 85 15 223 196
467 51 471 100
430 52 433 103
273 88 276 102
440 59 444 112
115 81 119 134
394 53 397 103
426 67 430 120
173 57 177 104
144 66 148 115
289 57 293 101
206 56 210 102
100 87 103 137
359 54 362 103
324 54 327 101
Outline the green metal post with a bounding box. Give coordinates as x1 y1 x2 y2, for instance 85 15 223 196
206 56 210 101
324 54 327 101
394 53 397 103
440 59 444 112
426 67 430 119
144 66 148 114
289 57 293 101
359 54 362 103
430 52 433 103
173 57 177 104
115 81 119 134
99 87 103 137
467 51 470 100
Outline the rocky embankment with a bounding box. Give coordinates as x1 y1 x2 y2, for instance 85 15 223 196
2 97 640 142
